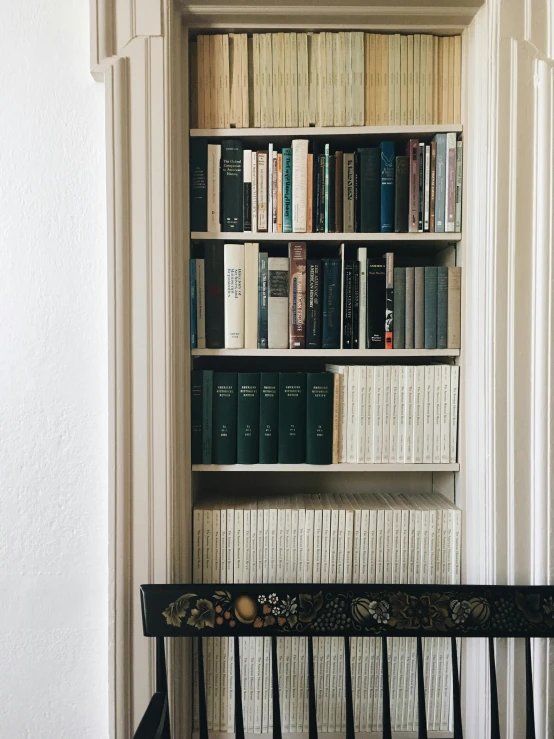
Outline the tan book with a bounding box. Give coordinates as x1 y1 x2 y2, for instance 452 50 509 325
222 34 230 128
291 33 299 127
206 35 215 128
454 36 462 123
388 34 395 125
315 33 324 127
284 34 292 127
300 33 310 127
308 32 317 126
215 35 225 129
433 36 439 124
253 34 261 127
354 31 364 126
196 36 204 128
368 33 376 125
381 35 389 125
333 33 341 126
448 36 456 123
419 34 427 127
241 34 249 128
345 32 352 126
437 37 445 124
447 267 461 349
407 35 414 125
413 34 420 124
332 372 341 464
307 153 313 233
248 35 255 128
229 34 241 127
394 34 401 125
400 34 408 126
364 33 370 124
190 41 198 129
326 32 334 128
272 34 280 128
265 34 274 128
426 34 434 125
338 32 346 127
277 154 283 232
277 33 286 127
259 34 267 127
374 34 382 125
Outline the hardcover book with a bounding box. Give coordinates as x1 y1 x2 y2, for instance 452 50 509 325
366 257 386 349
191 370 203 464
259 372 279 463
306 259 322 349
268 257 289 349
237 373 260 464
342 260 354 349
223 243 245 348
278 373 307 463
393 267 406 349
289 242 307 348
380 141 395 233
202 369 214 464
394 155 409 233
436 265 448 349
190 138 208 232
406 139 419 232
358 147 380 232
343 152 355 233
257 252 269 349
385 252 394 349
282 148 293 233
213 372 238 464
424 266 438 349
306 373 334 465
321 258 341 349
204 241 225 348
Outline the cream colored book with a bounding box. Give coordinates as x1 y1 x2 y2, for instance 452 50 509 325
272 34 281 128
425 34 433 125
284 33 292 127
215 35 224 129
240 34 249 128
316 33 324 126
381 35 389 125
299 33 310 127
196 36 204 128
388 34 395 125
337 32 346 126
375 34 382 125
419 34 427 127
190 41 198 130
247 35 255 128
407 35 414 125
394 34 401 125
367 33 376 125
276 32 285 128
253 34 261 127
325 32 334 128
439 36 447 123
229 34 241 127
345 32 353 126
400 34 408 126
358 31 366 125
454 35 462 122
364 33 370 124
413 34 420 124
448 36 455 123
332 32 341 126
222 34 230 128
208 35 216 128
433 35 439 123
291 33 299 127
259 34 267 127
308 32 317 126
265 34 274 127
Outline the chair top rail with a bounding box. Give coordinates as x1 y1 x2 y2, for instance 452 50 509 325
141 583 554 639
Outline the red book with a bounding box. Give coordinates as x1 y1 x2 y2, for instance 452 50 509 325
385 251 394 349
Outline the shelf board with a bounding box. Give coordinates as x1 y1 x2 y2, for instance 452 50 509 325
190 124 463 138
191 232 461 242
193 463 460 472
192 348 460 357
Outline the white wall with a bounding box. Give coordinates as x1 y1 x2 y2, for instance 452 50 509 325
0 2 108 737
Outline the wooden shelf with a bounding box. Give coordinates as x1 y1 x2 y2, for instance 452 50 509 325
190 124 463 138
193 463 460 472
192 348 460 357
191 231 461 242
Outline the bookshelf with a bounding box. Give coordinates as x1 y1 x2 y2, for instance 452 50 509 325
192 231 461 242
192 348 459 357
191 124 463 138
193 462 460 472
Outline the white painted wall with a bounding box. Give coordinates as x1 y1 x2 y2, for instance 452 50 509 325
0 2 108 737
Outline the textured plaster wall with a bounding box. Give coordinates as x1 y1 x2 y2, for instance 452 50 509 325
0 2 108 737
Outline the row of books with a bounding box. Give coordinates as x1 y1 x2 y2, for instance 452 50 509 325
193 491 461 733
191 365 459 466
190 134 462 234
190 244 462 351
190 32 462 129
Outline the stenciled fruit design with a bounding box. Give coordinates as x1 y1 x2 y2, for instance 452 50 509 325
351 597 373 626
233 594 258 624
466 597 491 626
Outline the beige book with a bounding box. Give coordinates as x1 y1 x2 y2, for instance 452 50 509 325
413 34 420 124
447 267 461 349
433 36 439 124
394 34 401 125
356 31 365 126
284 33 292 127
368 33 376 125
326 32 334 128
215 35 225 129
400 34 408 126
381 35 389 125
338 32 346 126
291 33 299 127
333 33 341 126
229 34 241 127
248 35 255 128
448 36 455 123
308 32 317 126
454 35 462 123
407 35 413 125
315 33 324 127
332 373 341 464
388 35 395 125
437 36 445 124
272 34 280 128
419 34 427 128
206 35 215 128
265 34 274 128
222 34 230 128
299 33 310 127
278 33 286 127
241 34 249 128
345 32 352 126
259 34 267 127
364 33 370 125
426 34 434 125
196 36 204 128
253 34 261 127
442 36 449 123
190 41 198 129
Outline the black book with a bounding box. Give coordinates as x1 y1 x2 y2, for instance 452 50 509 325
306 372 334 465
212 372 238 465
278 373 306 464
366 257 386 349
259 372 279 463
358 147 381 232
394 156 409 232
328 154 336 233
243 172 252 232
191 370 203 464
317 154 326 233
352 260 360 349
342 260 354 349
311 141 321 234
306 259 322 348
354 150 360 233
418 142 425 232
221 139 243 231
190 138 208 232
237 373 260 464
204 242 225 348
322 258 341 349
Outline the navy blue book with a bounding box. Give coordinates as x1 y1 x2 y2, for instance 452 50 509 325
190 259 197 349
190 138 207 232
321 258 341 349
380 141 395 233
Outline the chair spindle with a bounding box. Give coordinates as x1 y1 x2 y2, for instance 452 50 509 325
416 637 428 739
197 638 209 739
381 637 392 739
343 637 355 739
307 636 318 739
488 637 501 739
271 637 282 739
525 637 536 739
234 637 245 739
450 637 463 739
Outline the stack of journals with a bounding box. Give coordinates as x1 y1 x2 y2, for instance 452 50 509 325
190 244 462 351
190 32 462 128
191 365 459 466
190 135 462 235
193 491 461 734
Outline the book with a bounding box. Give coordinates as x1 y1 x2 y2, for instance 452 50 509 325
405 267 415 349
201 370 213 464
268 257 289 349
424 266 438 349
324 144 330 232
190 258 197 348
394 156 409 232
292 139 309 232
259 372 279 463
258 252 269 348
343 153 355 233
191 370 203 464
445 132 457 232
204 242 225 348
257 151 268 232
322 258 341 349
267 144 274 232
429 140 437 232
282 148 293 233
335 151 343 232
433 133 447 232
190 138 208 232
306 373 334 464
423 145 431 231
447 266 462 349
237 373 260 464
221 140 244 231
306 259 322 349
380 141 395 233
307 153 314 232
277 153 283 232
385 252 394 349
251 147 258 233
244 243 259 349
436 266 448 350
357 248 367 349
366 257 386 349
207 144 221 232
352 261 360 349
342 260 354 349
455 140 463 231
289 242 307 348
358 148 380 232
393 267 406 349
418 141 425 231
213 372 238 464
278 373 306 463
196 259 206 349
407 139 419 232
224 243 245 348
328 154 336 233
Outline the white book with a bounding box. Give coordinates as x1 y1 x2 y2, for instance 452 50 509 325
337 32 346 126
213 505 222 730
332 33 341 126
432 365 442 463
257 151 268 232
207 144 221 232
325 32 334 130
243 243 259 349
223 243 245 348
424 144 431 231
357 247 367 347
259 500 270 734
373 365 384 462
251 149 258 233
202 508 213 730
382 365 392 462
440 364 451 463
389 365 399 463
267 143 274 232
225 503 235 732
267 257 289 349
292 139 309 232
320 498 331 732
413 366 425 462
423 365 434 463
346 365 358 463
450 365 460 462
413 34 421 124
397 366 407 463
289 504 299 731
445 132 458 232
357 365 367 463
364 365 374 462
404 365 415 462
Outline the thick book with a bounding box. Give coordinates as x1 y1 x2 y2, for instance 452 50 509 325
257 151 268 232
414 266 425 349
342 260 354 349
407 139 419 232
307 151 314 232
190 138 208 232
190 258 197 349
243 149 252 231
306 373 334 465
321 258 341 349
424 266 438 349
201 369 214 464
221 140 244 231
352 261 360 349
306 259 322 348
447 266 462 349
436 265 448 349
405 266 415 349
282 147 293 233
394 155 409 232
289 242 307 348
335 151 343 232
237 373 260 464
191 370 203 464
392 267 406 349
357 247 367 349
213 372 238 465
259 372 279 463
317 154 326 233
292 139 309 232
257 252 269 349
358 147 380 232
385 252 394 349
433 133 447 232
268 257 289 349
204 241 225 348
278 373 307 463
195 260 206 350
343 152 355 233
224 243 245 348
366 257 386 349
380 141 395 233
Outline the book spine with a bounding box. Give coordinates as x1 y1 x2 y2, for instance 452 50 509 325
405 266 415 349
244 243 259 349
289 242 307 348
445 132 457 232
394 155 409 233
357 248 367 349
328 153 336 233
251 149 258 233
450 365 460 463
196 259 206 349
306 259 322 348
190 258 197 349
237 373 260 464
292 139 309 232
201 370 213 464
204 241 225 348
455 140 463 231
380 141 395 233
344 153 355 233
307 152 314 233
324 143 330 233
335 151 343 232
258 252 269 349
259 372 279 463
331 373 341 464
434 134 447 232
366 258 386 349
306 373 334 464
414 266 425 349
212 372 238 464
342 261 354 349
318 154 326 232
191 371 203 464
389 366 399 462
190 138 208 232
322 258 341 348
385 252 394 349
257 151 268 232
221 140 244 231
429 140 437 232
346 366 359 463
267 143 274 232
357 366 367 462
440 364 451 463
272 150 278 232
268 257 289 349
359 147 381 233
364 365 374 462
418 141 425 231
373 365 384 462
432 365 442 463
436 266 448 349
423 366 434 463
424 266 438 350
278 373 307 463
352 261 360 349
282 148 293 233
424 144 431 231
407 139 419 232
207 144 221 232
277 153 283 232
404 365 414 462
224 243 245 348
413 365 425 463
392 267 406 349
447 266 462 349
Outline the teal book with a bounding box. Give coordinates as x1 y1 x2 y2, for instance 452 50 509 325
201 370 213 464
191 371 203 465
278 373 306 464
212 372 238 464
392 267 406 349
424 267 438 349
324 143 330 233
306 373 334 465
237 373 260 464
190 258 197 349
436 266 448 349
283 148 293 233
259 372 279 463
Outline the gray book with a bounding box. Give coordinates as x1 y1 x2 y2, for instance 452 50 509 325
405 267 415 349
414 267 425 349
424 266 438 349
436 266 448 349
433 133 447 233
343 153 355 233
393 267 406 349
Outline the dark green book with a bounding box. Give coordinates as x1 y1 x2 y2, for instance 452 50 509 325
306 373 334 465
436 266 448 349
278 373 306 464
393 267 406 349
191 371 203 465
190 138 207 232
322 258 341 348
212 372 238 464
259 372 279 463
221 140 243 231
201 370 213 464
237 373 260 464
424 267 438 349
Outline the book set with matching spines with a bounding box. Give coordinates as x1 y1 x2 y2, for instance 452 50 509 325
190 32 462 129
190 134 462 235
